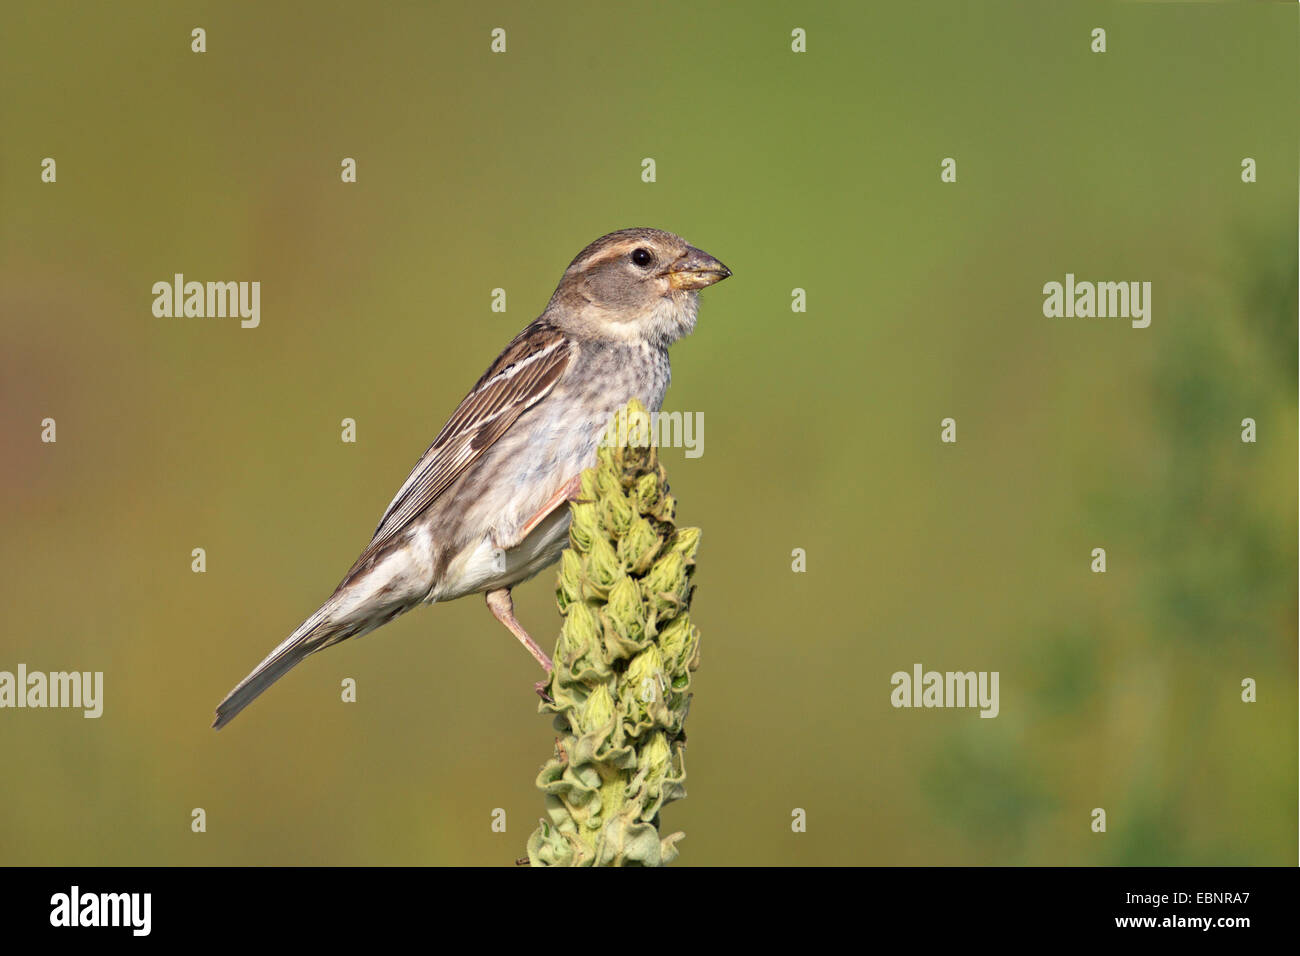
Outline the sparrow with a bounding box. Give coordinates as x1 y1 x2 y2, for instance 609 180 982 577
213 228 730 728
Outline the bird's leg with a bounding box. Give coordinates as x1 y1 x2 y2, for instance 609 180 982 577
485 588 551 669
518 473 586 540
489 476 584 702
485 587 554 700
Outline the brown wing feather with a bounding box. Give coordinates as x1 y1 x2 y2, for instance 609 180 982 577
345 324 573 579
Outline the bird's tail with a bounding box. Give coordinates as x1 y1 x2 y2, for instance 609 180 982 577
212 604 359 730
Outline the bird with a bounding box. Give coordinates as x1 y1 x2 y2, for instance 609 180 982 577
213 227 730 729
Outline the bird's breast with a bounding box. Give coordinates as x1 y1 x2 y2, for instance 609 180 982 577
427 341 671 601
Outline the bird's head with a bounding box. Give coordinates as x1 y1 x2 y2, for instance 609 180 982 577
547 227 731 345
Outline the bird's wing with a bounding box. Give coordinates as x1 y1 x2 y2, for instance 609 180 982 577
355 324 575 568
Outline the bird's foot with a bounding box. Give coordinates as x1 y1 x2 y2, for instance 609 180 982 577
535 674 554 704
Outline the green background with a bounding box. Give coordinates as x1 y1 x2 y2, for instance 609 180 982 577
1 1 1295 865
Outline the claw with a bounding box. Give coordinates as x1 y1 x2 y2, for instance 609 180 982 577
535 676 554 704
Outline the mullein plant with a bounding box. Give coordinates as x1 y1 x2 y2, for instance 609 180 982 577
525 400 701 866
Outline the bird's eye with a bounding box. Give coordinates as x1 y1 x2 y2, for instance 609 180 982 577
630 248 653 268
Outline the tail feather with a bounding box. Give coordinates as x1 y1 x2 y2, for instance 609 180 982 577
215 539 428 729
213 609 349 730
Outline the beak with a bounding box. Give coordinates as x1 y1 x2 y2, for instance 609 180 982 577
665 246 732 291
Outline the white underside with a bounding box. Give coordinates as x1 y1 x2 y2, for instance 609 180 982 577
428 504 572 602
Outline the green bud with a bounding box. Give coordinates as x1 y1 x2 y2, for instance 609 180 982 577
622 646 667 730
618 516 661 574
641 731 672 784
616 404 653 451
581 683 615 735
642 550 688 617
556 548 583 611
600 484 635 537
626 644 664 689
658 613 696 675
632 472 660 515
569 501 600 553
669 526 701 563
584 534 621 599
561 600 600 658
604 575 646 646
580 468 600 503
596 465 623 499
